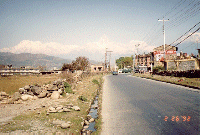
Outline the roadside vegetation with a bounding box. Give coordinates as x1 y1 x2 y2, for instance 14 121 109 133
133 73 200 89
0 74 61 95
0 72 104 134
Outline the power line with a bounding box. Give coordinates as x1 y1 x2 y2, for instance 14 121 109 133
170 21 200 45
173 26 200 47
181 42 196 51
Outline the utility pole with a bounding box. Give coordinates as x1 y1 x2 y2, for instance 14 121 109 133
133 44 140 73
105 48 113 71
105 48 108 71
107 51 113 71
158 17 169 59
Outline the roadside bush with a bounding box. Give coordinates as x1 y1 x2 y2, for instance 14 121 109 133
92 79 99 85
64 82 74 94
78 95 87 101
153 66 165 74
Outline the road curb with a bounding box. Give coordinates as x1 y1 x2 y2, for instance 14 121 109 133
132 75 200 92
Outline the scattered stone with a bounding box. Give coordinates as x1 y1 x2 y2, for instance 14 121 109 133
0 91 9 97
14 100 22 104
48 106 56 111
52 120 65 125
21 94 33 101
19 88 25 94
49 110 57 113
61 122 71 129
63 108 71 112
33 95 39 100
89 118 95 123
83 125 89 129
37 91 47 98
31 86 42 95
12 92 21 101
93 105 98 109
24 85 30 91
72 106 80 111
58 89 63 95
56 106 63 111
47 85 58 91
26 91 34 96
65 103 73 109
87 115 92 120
57 109 64 113
58 84 64 89
50 91 60 99
46 92 52 98
84 120 90 125
81 122 84 127
7 98 14 104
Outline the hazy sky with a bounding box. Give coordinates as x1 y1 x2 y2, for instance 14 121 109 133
0 0 199 63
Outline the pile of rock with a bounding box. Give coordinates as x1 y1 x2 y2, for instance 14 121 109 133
0 79 71 104
0 91 10 101
19 79 66 99
52 120 71 129
81 114 95 132
46 103 80 114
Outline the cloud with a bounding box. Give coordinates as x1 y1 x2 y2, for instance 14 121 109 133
178 32 200 43
0 40 79 56
0 36 155 60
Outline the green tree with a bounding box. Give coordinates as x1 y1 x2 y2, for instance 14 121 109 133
62 56 90 71
116 56 133 69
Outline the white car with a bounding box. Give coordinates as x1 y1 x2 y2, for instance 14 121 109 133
118 69 123 73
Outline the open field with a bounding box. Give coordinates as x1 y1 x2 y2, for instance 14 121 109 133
0 74 61 95
133 73 200 89
0 73 103 134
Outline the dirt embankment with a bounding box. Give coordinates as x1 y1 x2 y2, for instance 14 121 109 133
0 73 103 134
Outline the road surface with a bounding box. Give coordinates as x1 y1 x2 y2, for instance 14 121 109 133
101 74 199 135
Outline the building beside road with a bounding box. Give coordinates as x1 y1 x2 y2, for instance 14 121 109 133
91 65 104 72
134 53 153 71
0 65 40 76
153 44 177 67
133 44 200 72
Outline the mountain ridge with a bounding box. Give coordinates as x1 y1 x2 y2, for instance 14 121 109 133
0 52 71 70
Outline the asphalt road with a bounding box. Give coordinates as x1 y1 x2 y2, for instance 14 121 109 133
101 74 199 135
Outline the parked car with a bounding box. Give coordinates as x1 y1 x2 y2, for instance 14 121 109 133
112 71 118 75
118 69 123 73
122 68 132 73
134 69 140 73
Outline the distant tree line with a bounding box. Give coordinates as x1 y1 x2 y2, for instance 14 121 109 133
61 56 90 72
116 56 133 69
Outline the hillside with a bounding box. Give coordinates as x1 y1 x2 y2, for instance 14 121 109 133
0 52 71 70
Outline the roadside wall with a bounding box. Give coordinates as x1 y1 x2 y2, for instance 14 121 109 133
166 59 199 71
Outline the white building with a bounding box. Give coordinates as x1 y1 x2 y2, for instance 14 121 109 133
0 66 40 76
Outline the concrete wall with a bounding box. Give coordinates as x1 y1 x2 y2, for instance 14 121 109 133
166 59 199 71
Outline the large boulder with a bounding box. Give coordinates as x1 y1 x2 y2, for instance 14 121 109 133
24 85 31 91
53 79 63 86
19 88 25 94
47 85 58 91
58 89 63 95
61 122 71 129
12 92 21 101
52 120 65 125
50 91 60 99
21 94 33 101
31 86 42 95
72 106 80 111
37 91 47 98
0 91 9 97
